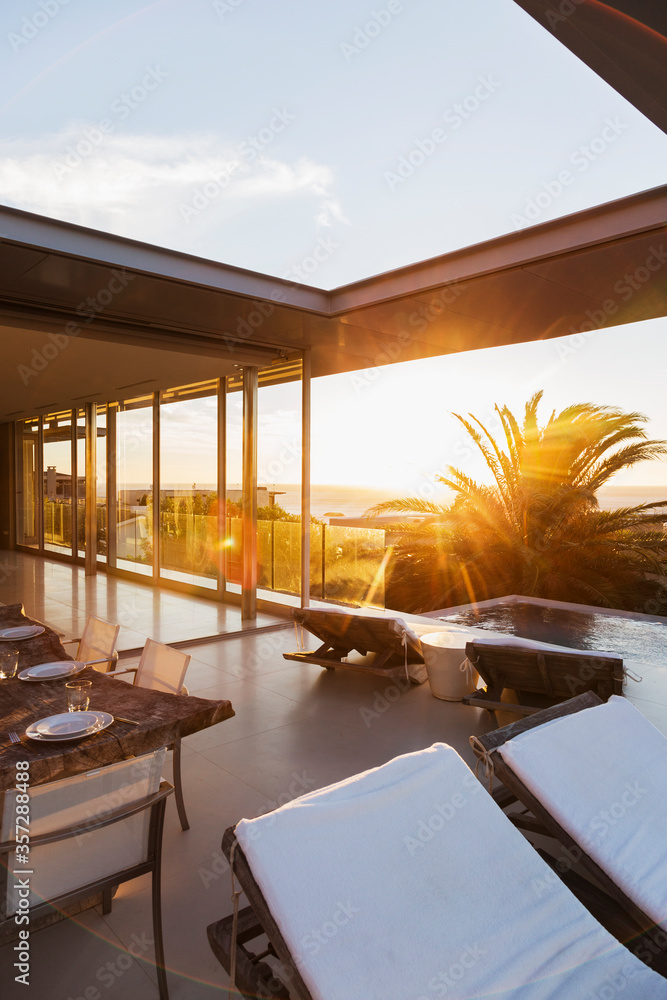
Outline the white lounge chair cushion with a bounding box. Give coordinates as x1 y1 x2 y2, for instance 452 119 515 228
236 743 664 1000
498 694 667 931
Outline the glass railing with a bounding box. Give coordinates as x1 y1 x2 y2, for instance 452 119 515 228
257 519 301 594
43 500 72 550
160 511 218 587
96 504 387 607
97 503 107 559
310 523 386 607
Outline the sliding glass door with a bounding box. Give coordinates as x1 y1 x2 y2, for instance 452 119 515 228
16 418 39 549
115 395 153 576
159 381 218 589
43 410 74 555
13 359 310 613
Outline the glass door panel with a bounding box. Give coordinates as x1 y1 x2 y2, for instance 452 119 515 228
96 406 107 562
159 382 218 589
43 410 73 554
116 395 153 576
256 364 302 599
16 419 39 548
76 409 86 557
225 376 243 593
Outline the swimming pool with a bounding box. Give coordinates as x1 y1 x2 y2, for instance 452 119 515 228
436 600 667 664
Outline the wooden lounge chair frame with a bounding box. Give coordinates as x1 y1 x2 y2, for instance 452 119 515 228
283 608 427 684
208 827 311 1000
470 691 667 976
462 640 624 717
207 774 667 999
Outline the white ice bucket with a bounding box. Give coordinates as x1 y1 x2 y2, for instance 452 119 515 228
421 630 479 701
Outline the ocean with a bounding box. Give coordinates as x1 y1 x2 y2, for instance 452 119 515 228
129 483 667 520
275 485 430 519
274 484 667 520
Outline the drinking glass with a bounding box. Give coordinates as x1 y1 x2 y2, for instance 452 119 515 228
0 649 19 680
66 680 92 712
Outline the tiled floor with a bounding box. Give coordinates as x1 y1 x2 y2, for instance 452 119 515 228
0 553 496 1000
0 551 284 651
2 553 667 999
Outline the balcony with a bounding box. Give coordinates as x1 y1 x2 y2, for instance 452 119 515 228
2 549 667 999
0 551 496 998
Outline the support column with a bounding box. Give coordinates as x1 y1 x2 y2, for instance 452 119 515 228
70 409 77 560
107 405 117 568
300 351 311 608
37 417 44 552
241 366 258 621
152 393 160 583
217 378 227 597
84 403 97 575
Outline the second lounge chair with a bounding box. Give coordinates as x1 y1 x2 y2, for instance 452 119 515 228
470 691 667 971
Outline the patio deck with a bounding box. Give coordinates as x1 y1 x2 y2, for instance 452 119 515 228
1 553 666 999
0 554 495 999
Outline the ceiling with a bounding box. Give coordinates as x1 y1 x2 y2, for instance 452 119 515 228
1 181 666 421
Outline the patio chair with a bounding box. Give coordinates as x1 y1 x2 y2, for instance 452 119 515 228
462 634 624 718
470 692 667 972
62 614 121 672
284 607 427 683
0 749 172 1000
206 743 666 999
110 638 192 830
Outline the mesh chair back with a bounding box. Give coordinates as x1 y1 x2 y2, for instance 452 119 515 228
1 749 165 916
78 616 121 671
136 638 191 695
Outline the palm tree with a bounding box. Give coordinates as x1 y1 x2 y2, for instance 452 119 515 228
371 392 667 613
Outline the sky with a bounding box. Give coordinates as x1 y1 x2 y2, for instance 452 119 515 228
2 0 667 491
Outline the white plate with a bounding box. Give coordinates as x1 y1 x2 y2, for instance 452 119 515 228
26 711 113 742
0 625 45 641
18 661 87 682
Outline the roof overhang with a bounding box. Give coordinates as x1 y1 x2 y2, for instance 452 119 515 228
512 0 667 135
0 182 666 420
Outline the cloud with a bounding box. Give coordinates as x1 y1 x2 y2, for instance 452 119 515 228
0 127 347 248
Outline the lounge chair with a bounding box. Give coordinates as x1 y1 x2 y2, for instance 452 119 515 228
462 634 624 717
470 691 667 973
206 742 667 998
284 607 427 684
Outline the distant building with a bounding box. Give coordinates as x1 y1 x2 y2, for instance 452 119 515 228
44 467 85 500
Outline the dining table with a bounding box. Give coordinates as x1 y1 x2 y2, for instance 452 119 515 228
0 603 234 791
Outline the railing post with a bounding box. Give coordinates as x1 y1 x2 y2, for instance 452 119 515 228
271 521 275 591
321 523 326 601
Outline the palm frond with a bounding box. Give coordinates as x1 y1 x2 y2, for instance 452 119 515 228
365 497 446 518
